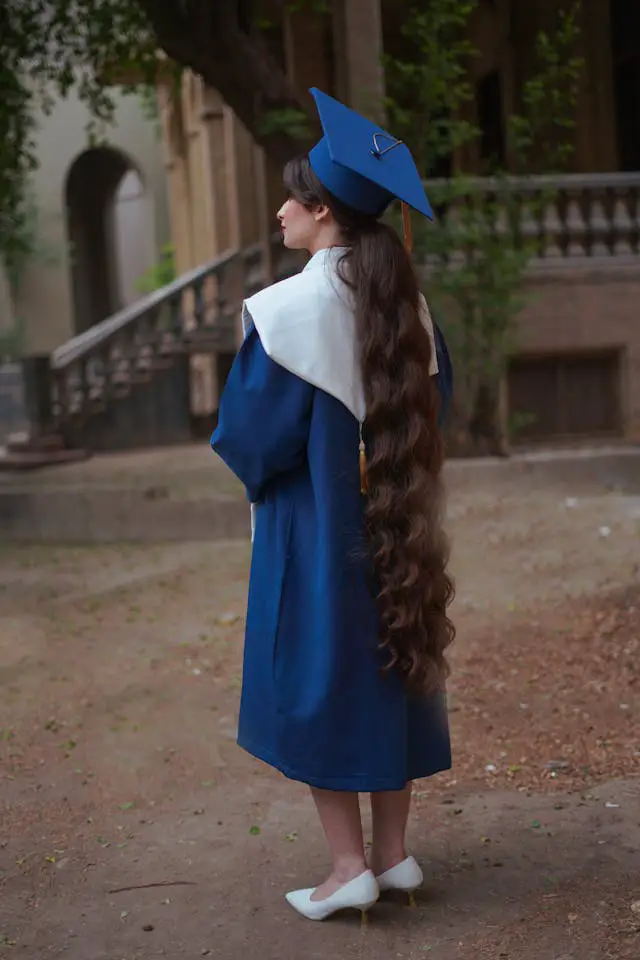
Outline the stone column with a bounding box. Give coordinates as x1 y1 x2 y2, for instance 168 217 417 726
0 265 15 338
157 80 195 278
332 0 385 120
200 86 229 258
284 8 334 106
575 0 617 172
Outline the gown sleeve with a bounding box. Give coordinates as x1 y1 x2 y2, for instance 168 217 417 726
433 322 453 427
210 326 314 504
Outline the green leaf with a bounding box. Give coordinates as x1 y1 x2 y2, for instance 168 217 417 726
249 825 261 836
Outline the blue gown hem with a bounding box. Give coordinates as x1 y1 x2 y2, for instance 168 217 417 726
238 736 452 791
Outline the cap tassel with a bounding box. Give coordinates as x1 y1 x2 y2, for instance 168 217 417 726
359 422 368 495
401 202 413 254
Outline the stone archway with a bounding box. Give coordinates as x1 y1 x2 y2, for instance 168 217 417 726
65 147 152 336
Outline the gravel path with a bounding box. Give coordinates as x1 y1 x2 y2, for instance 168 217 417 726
0 468 638 959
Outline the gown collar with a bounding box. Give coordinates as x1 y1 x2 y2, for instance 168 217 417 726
303 246 348 272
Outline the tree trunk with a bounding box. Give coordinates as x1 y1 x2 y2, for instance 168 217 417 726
136 0 318 167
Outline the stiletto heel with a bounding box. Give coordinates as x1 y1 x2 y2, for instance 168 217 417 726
285 869 379 921
376 856 423 902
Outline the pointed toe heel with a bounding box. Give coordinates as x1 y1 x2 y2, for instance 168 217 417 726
285 869 379 921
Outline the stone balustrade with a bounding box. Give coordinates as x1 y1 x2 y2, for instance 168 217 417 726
421 171 640 267
48 239 295 435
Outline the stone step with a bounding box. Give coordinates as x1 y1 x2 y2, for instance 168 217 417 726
6 431 65 453
0 447 89 471
0 433 90 471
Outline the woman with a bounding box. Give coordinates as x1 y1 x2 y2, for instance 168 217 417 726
211 88 455 922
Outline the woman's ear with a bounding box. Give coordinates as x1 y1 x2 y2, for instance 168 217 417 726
313 204 331 223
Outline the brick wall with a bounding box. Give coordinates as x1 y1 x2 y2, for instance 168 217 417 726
516 263 640 439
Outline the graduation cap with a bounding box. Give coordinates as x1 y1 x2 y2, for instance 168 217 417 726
308 86 433 238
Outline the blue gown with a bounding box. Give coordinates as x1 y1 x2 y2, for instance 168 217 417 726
211 326 452 791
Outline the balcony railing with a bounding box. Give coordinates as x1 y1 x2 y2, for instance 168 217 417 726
421 171 640 267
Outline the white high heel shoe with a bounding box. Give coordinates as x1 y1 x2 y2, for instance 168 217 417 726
376 856 423 906
285 869 379 921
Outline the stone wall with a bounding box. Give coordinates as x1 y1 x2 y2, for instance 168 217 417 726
0 364 27 442
518 263 640 440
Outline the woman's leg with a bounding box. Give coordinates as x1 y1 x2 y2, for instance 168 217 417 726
309 787 368 901
369 783 412 876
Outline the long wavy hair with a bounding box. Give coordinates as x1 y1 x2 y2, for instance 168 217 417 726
283 156 455 695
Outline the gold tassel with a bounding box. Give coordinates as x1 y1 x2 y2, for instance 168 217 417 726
359 422 368 495
401 201 413 254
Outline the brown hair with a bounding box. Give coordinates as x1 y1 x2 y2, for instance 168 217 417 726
283 155 455 695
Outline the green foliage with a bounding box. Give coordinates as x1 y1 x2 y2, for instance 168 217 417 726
3 189 60 296
384 0 584 453
137 85 161 135
0 0 159 282
508 1 584 173
135 243 176 294
384 0 479 175
0 187 62 360
257 108 312 143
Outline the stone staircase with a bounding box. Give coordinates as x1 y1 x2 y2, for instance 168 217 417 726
1 239 302 470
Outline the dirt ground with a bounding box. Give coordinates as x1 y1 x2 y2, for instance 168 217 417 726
1 470 639 960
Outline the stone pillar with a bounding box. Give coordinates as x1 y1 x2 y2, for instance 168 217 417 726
21 355 54 438
332 0 385 120
575 0 617 172
158 80 195 277
284 8 334 105
0 265 15 338
200 86 229 258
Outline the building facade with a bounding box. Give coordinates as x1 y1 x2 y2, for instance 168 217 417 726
4 0 638 449
156 0 640 443
0 87 170 357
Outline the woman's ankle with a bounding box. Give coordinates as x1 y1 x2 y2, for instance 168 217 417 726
332 854 369 883
369 848 407 876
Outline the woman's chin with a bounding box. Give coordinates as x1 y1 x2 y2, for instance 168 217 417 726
282 233 305 251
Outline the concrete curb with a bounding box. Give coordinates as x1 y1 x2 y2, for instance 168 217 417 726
0 491 252 543
1 446 638 543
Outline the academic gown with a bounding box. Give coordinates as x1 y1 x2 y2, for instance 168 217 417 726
211 248 452 791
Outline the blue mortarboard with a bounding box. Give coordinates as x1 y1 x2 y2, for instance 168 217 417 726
308 87 433 221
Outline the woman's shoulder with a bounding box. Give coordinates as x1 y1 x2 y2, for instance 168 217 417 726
245 263 345 317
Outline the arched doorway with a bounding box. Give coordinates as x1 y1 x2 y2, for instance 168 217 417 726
65 147 153 335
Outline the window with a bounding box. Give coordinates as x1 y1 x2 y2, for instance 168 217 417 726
508 351 623 441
